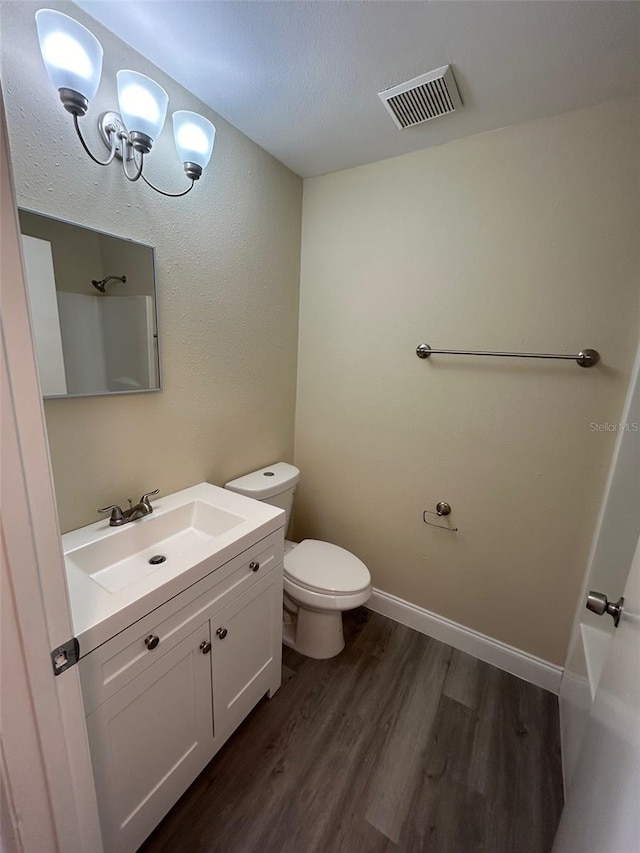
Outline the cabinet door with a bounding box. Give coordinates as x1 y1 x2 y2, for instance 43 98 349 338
86 622 215 853
212 570 282 742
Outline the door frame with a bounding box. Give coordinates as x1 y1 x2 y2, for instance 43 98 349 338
1 89 103 852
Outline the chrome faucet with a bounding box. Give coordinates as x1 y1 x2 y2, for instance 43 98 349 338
98 489 159 526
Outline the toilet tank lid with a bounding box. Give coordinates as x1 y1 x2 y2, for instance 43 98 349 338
224 462 300 499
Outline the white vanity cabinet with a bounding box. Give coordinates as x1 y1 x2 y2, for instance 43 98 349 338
79 531 283 853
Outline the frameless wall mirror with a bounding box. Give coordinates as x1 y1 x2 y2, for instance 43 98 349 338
19 209 160 398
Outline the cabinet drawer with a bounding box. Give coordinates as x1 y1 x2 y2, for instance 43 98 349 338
80 532 281 714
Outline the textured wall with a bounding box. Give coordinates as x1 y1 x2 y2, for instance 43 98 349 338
1 0 302 532
296 99 640 665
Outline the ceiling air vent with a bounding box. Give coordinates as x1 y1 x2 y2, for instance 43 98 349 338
378 65 462 130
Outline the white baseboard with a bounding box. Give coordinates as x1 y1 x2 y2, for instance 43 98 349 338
367 588 563 694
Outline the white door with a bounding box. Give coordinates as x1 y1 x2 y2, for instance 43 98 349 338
552 533 640 853
559 344 640 789
1 95 103 851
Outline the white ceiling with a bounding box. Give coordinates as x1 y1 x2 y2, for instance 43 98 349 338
75 1 640 178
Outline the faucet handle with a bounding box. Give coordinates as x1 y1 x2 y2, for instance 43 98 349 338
98 505 125 526
140 489 159 510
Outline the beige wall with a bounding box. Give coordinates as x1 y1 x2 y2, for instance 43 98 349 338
295 98 640 665
1 1 302 533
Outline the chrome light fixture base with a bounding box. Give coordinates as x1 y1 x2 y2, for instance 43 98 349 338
183 161 203 181
129 131 153 154
37 10 213 198
59 88 88 117
98 112 133 161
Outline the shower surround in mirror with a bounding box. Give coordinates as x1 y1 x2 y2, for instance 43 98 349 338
19 209 159 397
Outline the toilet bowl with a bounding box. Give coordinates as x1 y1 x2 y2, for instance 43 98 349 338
282 538 371 658
225 463 372 659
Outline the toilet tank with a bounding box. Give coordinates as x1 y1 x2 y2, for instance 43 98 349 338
224 462 300 535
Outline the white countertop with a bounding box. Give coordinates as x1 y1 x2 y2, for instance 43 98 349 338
62 482 285 654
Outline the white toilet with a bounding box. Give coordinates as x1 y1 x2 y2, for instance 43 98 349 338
225 462 371 659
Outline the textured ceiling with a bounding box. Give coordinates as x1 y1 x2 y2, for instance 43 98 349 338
75 1 640 178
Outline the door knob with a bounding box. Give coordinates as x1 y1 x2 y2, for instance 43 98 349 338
216 627 228 640
145 634 160 650
200 640 212 654
586 591 624 627
250 561 260 572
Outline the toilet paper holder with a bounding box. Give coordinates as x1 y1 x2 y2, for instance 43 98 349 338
423 501 458 532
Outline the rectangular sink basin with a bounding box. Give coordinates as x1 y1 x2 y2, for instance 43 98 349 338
62 481 286 655
67 500 245 594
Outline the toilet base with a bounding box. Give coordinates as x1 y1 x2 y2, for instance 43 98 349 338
283 606 345 659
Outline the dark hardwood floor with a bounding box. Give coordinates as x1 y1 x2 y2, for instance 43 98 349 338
139 610 564 853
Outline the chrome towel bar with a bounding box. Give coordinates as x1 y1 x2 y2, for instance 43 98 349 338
416 343 600 368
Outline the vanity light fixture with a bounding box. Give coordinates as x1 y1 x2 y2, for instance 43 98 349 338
35 9 215 197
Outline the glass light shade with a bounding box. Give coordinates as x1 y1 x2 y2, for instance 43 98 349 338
35 9 103 101
116 70 168 143
173 111 216 170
